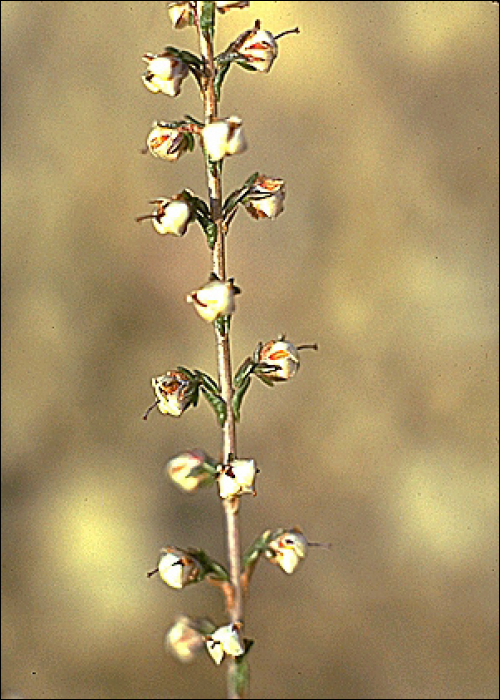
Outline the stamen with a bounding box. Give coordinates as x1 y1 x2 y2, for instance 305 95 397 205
143 399 160 420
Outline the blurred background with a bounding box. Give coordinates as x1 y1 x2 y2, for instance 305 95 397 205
1 2 498 698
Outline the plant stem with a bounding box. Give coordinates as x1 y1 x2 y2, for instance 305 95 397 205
196 4 243 697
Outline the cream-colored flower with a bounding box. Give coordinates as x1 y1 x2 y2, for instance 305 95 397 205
244 176 286 219
205 622 245 665
265 528 308 574
136 194 193 236
187 276 240 323
151 370 192 417
165 449 215 492
217 459 258 499
167 1 194 29
147 121 190 161
157 548 201 589
202 117 247 162
141 52 189 96
257 339 300 381
235 26 278 72
165 615 208 663
216 1 250 12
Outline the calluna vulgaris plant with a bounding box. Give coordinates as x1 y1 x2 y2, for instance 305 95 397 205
138 3 324 697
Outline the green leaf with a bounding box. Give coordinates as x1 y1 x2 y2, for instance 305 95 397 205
201 388 227 426
242 530 282 569
232 376 251 422
189 548 229 582
215 315 231 337
195 370 219 394
214 61 231 102
234 357 256 388
164 46 204 71
200 2 215 37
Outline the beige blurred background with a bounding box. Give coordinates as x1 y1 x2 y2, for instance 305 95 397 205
1 2 498 698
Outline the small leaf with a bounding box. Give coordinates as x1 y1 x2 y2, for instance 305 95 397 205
214 315 231 337
196 370 220 394
214 61 231 102
176 365 196 380
189 548 229 582
242 529 281 569
200 1 215 37
201 388 227 426
234 357 255 388
164 46 204 71
232 376 251 422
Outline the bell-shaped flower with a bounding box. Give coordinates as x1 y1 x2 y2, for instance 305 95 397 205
202 117 247 162
151 370 193 417
165 615 214 663
244 175 286 219
136 193 193 236
187 275 240 323
167 1 195 29
256 338 301 382
233 22 278 73
157 547 202 589
205 622 245 665
265 528 308 574
141 52 189 96
216 1 250 12
147 121 192 161
165 449 217 493
217 458 259 499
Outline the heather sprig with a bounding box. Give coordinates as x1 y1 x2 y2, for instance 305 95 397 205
137 3 323 697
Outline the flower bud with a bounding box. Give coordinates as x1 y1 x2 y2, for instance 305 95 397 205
167 1 195 29
244 175 286 219
151 370 192 417
165 615 212 663
147 121 191 161
216 1 250 12
157 547 202 589
187 275 240 323
141 52 189 96
233 24 278 72
165 449 217 493
265 528 308 574
202 117 247 162
257 339 300 382
217 458 259 499
136 193 193 236
205 622 245 665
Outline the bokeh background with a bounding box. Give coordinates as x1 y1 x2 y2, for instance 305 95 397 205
1 2 498 698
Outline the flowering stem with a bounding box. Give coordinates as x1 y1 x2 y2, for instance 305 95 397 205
196 4 243 697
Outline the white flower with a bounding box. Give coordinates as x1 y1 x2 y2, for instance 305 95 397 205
187 276 240 323
165 615 208 663
136 194 193 236
142 52 189 96
147 121 191 161
157 548 200 589
202 117 247 162
217 458 259 499
205 622 245 665
151 370 192 417
216 1 250 13
265 529 308 574
235 26 278 73
165 449 215 492
244 176 286 219
257 339 300 382
167 1 194 29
